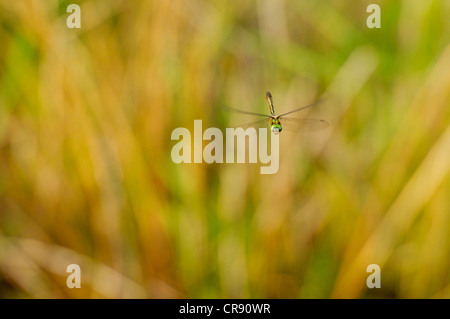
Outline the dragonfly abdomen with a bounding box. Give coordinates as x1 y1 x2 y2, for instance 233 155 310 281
266 91 275 115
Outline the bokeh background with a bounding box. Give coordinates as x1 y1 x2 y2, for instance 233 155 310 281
0 0 449 298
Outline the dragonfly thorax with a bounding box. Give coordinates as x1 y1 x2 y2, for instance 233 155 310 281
270 117 282 134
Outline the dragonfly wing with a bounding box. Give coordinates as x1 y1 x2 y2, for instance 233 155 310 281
227 118 270 137
222 106 271 118
279 117 329 132
277 99 325 117
237 118 271 130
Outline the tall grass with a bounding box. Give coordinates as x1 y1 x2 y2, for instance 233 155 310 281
0 0 449 298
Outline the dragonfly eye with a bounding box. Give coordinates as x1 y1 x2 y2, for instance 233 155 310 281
271 126 281 134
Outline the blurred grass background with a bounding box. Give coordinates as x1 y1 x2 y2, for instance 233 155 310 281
0 0 449 298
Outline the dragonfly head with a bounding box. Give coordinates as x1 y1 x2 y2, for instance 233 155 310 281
270 118 282 134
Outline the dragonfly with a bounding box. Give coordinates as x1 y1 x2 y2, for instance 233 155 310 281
227 92 328 135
